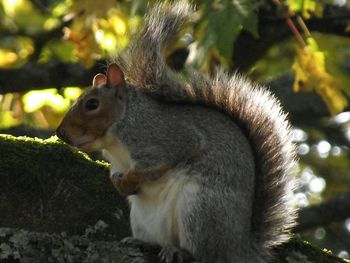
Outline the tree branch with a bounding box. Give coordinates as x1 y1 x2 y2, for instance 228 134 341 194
0 134 129 238
296 191 350 233
0 134 346 262
0 228 164 263
266 75 330 121
232 4 350 72
0 228 343 263
0 61 103 93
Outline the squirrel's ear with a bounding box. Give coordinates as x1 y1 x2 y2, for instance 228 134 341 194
92 73 107 87
107 63 125 87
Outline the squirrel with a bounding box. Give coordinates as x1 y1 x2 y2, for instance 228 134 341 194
56 1 298 262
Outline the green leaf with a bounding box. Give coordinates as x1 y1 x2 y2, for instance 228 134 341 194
196 0 258 67
242 9 258 38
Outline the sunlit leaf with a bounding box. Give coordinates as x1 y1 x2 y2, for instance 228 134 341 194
64 25 101 67
0 49 18 67
70 0 116 18
63 87 82 101
39 40 75 63
51 0 71 17
43 18 60 31
22 89 69 113
285 0 323 18
1 0 48 33
194 0 258 69
0 111 21 129
109 14 127 35
292 37 348 115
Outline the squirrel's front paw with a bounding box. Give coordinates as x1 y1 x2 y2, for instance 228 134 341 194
110 172 140 196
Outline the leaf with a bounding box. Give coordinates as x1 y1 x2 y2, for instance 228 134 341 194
1 0 48 33
286 0 323 18
0 49 18 67
292 38 348 115
0 111 21 129
70 0 116 18
206 4 241 66
64 3 135 67
64 25 100 68
22 89 70 113
65 0 116 67
242 10 259 38
195 0 258 68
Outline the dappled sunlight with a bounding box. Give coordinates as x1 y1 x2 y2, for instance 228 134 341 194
298 143 310 155
0 49 18 67
314 227 326 240
23 89 69 113
2 0 24 16
316 140 331 159
293 128 308 142
63 87 82 101
294 192 309 207
309 177 326 193
294 167 326 207
0 87 82 129
110 15 127 35
332 111 350 124
337 251 349 260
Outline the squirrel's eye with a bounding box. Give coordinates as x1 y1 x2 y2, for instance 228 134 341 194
85 98 99 111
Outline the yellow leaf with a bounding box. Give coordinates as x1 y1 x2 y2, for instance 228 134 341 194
64 26 101 68
0 111 21 129
286 0 323 19
292 38 347 115
0 49 18 67
22 89 69 113
109 14 127 35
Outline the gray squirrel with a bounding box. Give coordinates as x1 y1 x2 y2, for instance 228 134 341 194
56 1 298 262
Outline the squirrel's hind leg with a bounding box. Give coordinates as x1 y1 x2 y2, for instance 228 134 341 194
178 184 263 263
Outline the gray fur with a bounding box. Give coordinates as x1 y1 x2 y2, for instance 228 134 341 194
112 1 298 262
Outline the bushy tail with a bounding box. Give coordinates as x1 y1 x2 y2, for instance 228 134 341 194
115 0 191 93
116 0 297 251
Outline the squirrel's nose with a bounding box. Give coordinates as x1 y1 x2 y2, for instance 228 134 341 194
56 126 71 144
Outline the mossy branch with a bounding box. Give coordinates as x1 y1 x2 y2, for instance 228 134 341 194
0 134 129 238
0 135 346 262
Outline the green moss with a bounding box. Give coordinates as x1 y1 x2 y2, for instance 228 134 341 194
272 237 345 263
0 134 130 239
0 134 109 168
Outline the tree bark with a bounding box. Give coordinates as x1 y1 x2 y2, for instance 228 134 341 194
0 134 345 262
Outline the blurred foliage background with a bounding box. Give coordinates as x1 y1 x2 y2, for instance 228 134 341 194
0 0 350 260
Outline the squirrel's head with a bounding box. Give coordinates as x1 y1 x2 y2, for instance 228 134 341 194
56 63 126 152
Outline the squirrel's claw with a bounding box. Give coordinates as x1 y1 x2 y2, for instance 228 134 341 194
119 237 149 249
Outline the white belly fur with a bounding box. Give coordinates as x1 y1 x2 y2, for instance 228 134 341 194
102 139 199 248
128 170 199 247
